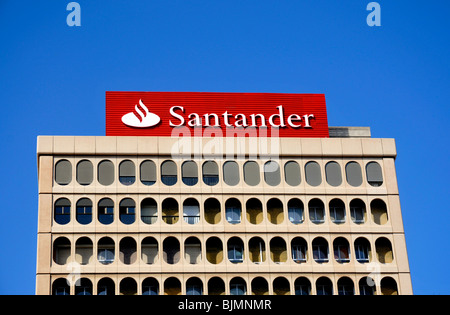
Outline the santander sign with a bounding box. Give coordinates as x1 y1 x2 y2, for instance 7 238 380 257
106 92 329 138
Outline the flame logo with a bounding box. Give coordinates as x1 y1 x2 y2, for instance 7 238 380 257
121 99 161 128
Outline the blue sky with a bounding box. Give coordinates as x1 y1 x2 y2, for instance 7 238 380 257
0 1 449 295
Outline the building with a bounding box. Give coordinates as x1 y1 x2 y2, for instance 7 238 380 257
35 92 412 295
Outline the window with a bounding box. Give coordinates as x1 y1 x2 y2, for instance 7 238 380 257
183 198 200 225
230 278 247 295
206 237 223 265
55 160 72 185
264 161 281 186
75 279 92 296
119 160 136 185
53 237 71 265
98 160 114 186
223 161 240 186
249 237 266 264
228 237 244 263
244 161 260 186
204 198 221 225
371 199 389 225
162 198 179 224
161 160 177 186
305 161 322 187
142 278 159 295
295 277 311 296
119 237 137 265
325 161 342 187
267 198 284 225
140 160 156 186
163 237 180 265
270 237 287 264
291 237 307 263
98 278 115 296
141 237 158 265
288 198 304 224
350 199 366 224
338 277 355 296
251 277 269 295
246 198 263 225
186 278 203 295
208 277 226 296
346 162 363 187
119 198 135 225
312 237 329 263
376 237 394 264
316 277 333 295
366 162 383 187
76 198 92 225
97 237 115 265
355 237 371 263
329 198 346 224
226 198 242 224
75 237 93 265
359 277 376 296
333 237 350 263
185 237 202 264
120 278 137 296
273 277 290 295
164 277 182 295
381 277 398 295
98 198 114 225
53 279 70 296
284 161 301 186
203 161 219 186
309 199 325 224
54 198 71 225
182 161 198 186
141 198 158 225
76 160 93 186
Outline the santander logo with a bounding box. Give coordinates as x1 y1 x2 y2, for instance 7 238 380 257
121 99 161 128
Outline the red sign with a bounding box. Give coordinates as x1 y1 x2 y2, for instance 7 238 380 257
106 92 329 137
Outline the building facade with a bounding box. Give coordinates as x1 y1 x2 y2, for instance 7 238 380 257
36 130 412 295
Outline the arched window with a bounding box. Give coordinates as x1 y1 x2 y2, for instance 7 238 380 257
291 237 308 264
350 199 366 224
288 198 304 224
230 277 247 295
249 237 266 264
141 198 157 225
267 198 284 225
312 237 329 263
161 160 177 186
119 198 135 225
142 278 159 296
98 277 115 296
309 199 325 224
183 198 200 225
98 160 114 186
119 237 137 265
162 198 179 225
284 161 301 186
226 198 242 224
354 237 371 264
228 237 244 264
325 161 342 187
246 198 263 225
98 198 114 225
182 161 198 186
273 277 290 295
120 278 137 296
208 277 225 295
381 277 398 295
316 277 333 296
55 160 72 185
371 199 389 225
376 237 394 264
76 198 92 225
305 161 322 187
338 277 355 296
294 277 311 296
366 162 383 187
164 277 182 295
204 198 221 225
140 160 156 186
75 237 93 265
141 237 158 265
163 237 180 265
76 160 93 186
53 278 70 295
251 277 269 295
54 198 71 225
270 237 287 264
223 161 240 186
333 237 350 263
119 160 135 186
53 237 71 265
329 198 346 224
264 161 281 186
203 161 219 186
206 237 223 265
359 277 376 296
346 162 363 187
75 278 93 296
97 237 115 265
186 277 203 296
244 161 260 186
185 237 202 264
